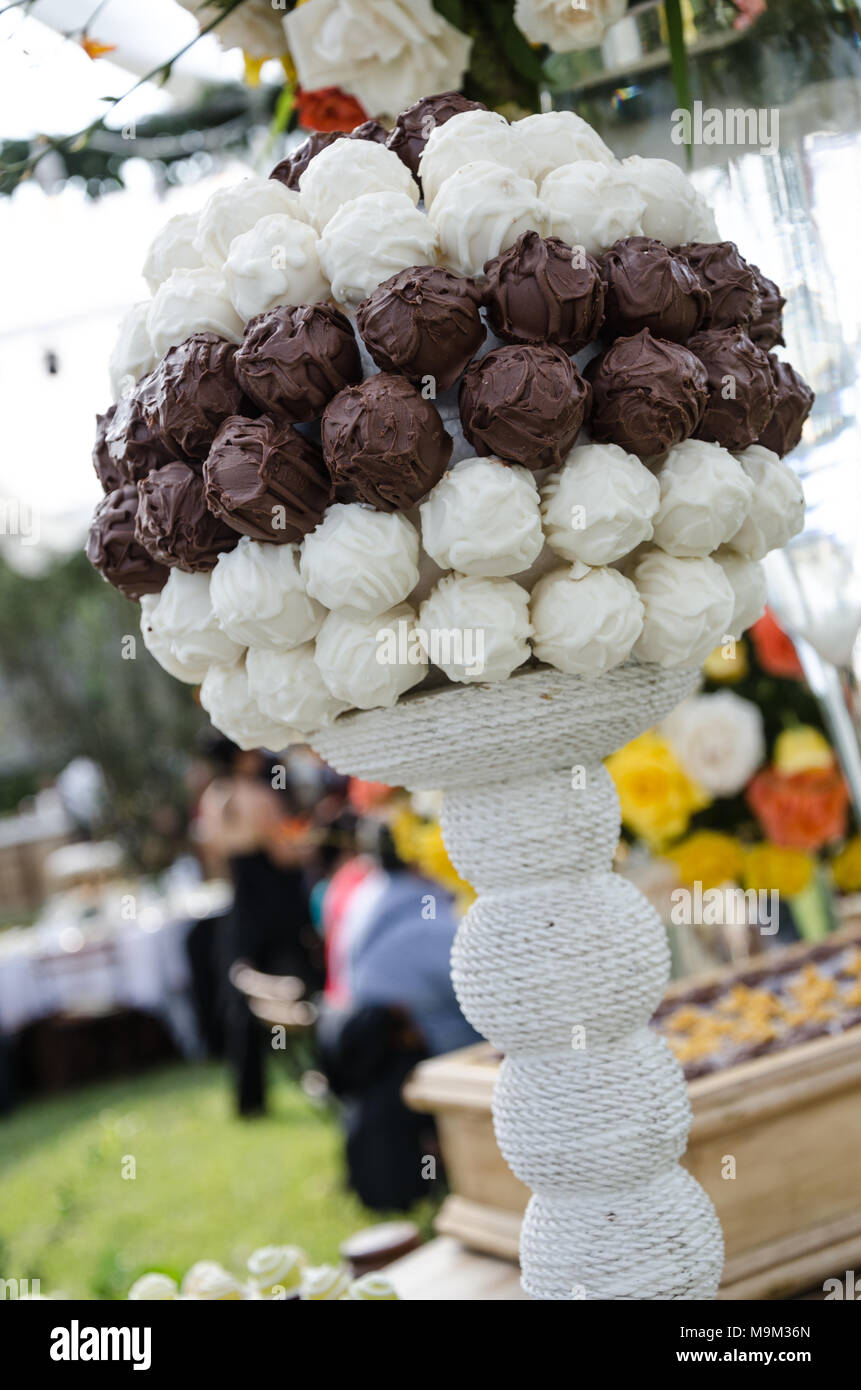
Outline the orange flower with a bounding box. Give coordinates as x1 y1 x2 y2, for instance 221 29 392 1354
80 37 116 60
347 778 393 815
750 609 804 680
296 86 368 133
746 765 849 851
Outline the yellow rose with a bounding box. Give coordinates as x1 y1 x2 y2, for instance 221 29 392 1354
744 843 814 896
773 726 833 774
832 836 861 893
605 731 710 848
703 639 749 683
668 831 746 890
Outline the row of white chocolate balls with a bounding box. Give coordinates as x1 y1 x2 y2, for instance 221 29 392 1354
141 532 767 752
111 126 715 392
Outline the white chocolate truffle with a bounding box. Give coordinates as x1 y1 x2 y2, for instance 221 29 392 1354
300 504 419 614
418 573 531 683
223 214 329 323
141 571 243 682
531 562 644 676
541 160 646 258
180 1261 242 1301
300 1265 352 1301
344 1273 399 1300
147 268 243 357
299 137 419 232
652 439 754 557
315 603 427 710
633 550 735 668
713 548 768 638
541 442 660 566
318 192 438 306
142 212 204 293
419 457 543 576
247 1245 306 1296
140 593 202 684
729 445 805 560
247 643 348 734
128 1272 178 1301
419 108 528 207
515 111 614 183
210 538 324 650
622 156 719 244
194 177 306 268
109 302 156 397
430 161 548 279
200 660 301 751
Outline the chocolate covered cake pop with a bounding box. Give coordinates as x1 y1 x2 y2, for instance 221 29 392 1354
141 333 246 460
675 241 760 330
459 343 590 470
93 406 125 494
387 91 488 182
758 356 815 456
87 484 170 599
322 374 452 511
586 328 708 458
105 389 179 482
204 414 331 542
356 266 484 391
136 461 239 571
482 231 604 353
688 326 777 451
600 236 709 343
235 304 361 422
748 264 786 350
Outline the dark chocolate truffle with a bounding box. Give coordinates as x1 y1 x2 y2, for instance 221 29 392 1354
350 120 389 144
356 267 484 391
140 333 245 460
600 236 709 343
675 241 760 330
482 231 604 353
93 406 125 494
235 304 361 422
586 329 708 458
269 131 345 190
136 461 239 571
758 355 815 456
322 374 452 511
387 91 488 180
459 343 590 470
86 484 170 600
688 326 777 451
748 264 786 350
204 414 331 543
105 389 179 483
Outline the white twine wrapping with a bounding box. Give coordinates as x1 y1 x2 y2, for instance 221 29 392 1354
313 664 724 1300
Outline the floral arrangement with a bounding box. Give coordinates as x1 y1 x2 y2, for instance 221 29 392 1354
177 0 634 129
607 610 859 907
127 1246 399 1300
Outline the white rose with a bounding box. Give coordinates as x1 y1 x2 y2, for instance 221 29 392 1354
514 0 627 52
663 691 765 797
177 0 287 58
285 0 472 119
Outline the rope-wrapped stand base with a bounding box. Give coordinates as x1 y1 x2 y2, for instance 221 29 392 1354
313 665 724 1300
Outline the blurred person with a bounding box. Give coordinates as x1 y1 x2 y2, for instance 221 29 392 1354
195 735 323 1116
318 822 479 1209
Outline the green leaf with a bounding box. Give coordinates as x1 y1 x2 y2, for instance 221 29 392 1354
663 0 693 169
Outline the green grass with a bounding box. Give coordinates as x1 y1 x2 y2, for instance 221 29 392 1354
0 1062 436 1299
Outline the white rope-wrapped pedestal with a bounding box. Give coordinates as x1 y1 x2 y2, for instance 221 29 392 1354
313 665 724 1300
